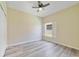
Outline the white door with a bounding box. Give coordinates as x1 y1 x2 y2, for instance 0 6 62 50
0 5 7 57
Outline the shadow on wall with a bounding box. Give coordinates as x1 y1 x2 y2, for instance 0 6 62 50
7 7 42 47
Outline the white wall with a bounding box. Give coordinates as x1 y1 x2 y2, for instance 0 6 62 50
0 3 7 56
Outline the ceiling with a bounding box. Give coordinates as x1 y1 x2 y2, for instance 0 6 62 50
6 1 79 17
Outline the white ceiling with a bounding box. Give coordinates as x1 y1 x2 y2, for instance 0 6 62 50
6 1 79 17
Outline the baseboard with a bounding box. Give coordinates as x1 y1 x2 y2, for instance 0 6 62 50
44 37 79 50
8 40 41 47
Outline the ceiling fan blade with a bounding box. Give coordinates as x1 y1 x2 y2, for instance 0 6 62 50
32 7 39 8
38 1 41 5
43 3 50 7
32 1 50 11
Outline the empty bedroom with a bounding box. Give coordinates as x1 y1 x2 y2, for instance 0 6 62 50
0 1 79 57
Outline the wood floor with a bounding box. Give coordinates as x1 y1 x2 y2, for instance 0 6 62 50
4 40 79 57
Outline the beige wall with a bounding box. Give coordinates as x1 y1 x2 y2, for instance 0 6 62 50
42 3 79 50
7 7 42 46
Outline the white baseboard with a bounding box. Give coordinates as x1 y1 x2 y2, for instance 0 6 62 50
44 36 79 50
8 40 40 47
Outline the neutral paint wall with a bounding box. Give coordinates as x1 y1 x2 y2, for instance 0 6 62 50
0 2 7 57
7 7 42 46
42 3 79 50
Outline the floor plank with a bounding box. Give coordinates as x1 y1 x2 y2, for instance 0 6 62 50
4 41 79 57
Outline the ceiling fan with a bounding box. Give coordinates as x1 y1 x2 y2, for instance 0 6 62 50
32 1 50 12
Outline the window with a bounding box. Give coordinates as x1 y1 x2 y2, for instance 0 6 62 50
45 23 52 31
44 22 56 38
47 24 52 30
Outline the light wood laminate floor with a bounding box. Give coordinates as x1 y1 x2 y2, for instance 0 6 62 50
4 40 79 57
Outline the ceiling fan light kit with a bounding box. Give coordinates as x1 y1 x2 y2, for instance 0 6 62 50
39 7 42 11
